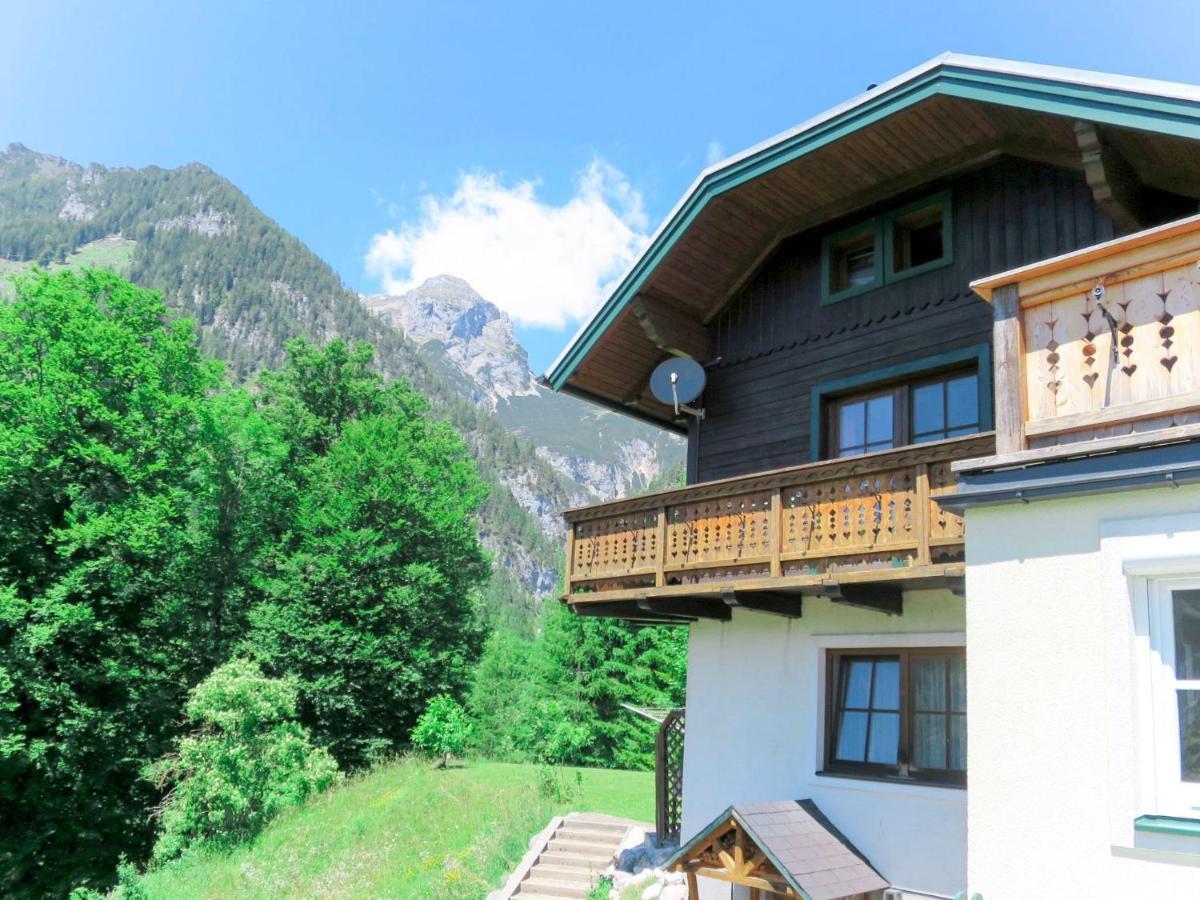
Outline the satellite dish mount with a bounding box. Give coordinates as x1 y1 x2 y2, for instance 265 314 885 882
650 357 706 421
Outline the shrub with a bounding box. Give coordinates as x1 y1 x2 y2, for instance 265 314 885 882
410 695 471 767
535 764 582 805
145 658 341 861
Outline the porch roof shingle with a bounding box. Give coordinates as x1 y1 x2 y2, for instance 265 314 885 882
667 799 890 900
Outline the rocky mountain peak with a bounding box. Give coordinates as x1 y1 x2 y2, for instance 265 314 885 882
1 144 81 180
364 275 684 508
363 276 537 409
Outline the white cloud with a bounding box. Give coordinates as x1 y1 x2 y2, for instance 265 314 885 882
365 159 650 329
706 140 725 166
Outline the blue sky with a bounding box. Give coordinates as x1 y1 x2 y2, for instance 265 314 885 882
2 1 1198 372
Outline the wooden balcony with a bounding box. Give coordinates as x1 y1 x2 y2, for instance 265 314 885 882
971 213 1200 463
563 433 994 621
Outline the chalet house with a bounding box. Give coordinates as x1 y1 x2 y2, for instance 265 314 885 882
544 55 1200 899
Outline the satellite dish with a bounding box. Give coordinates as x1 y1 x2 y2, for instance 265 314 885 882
650 357 706 420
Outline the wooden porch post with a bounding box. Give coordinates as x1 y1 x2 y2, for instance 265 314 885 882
563 520 576 595
655 506 668 588
769 487 783 578
914 463 931 567
992 282 1027 455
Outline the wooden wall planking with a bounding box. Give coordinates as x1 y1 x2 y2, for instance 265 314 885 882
694 158 1122 482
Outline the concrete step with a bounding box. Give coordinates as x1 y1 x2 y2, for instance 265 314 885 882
514 892 580 900
547 837 616 856
530 864 595 883
519 876 591 898
562 817 631 835
555 826 626 844
536 848 612 868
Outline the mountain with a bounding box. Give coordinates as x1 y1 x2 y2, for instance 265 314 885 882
364 276 682 504
0 143 666 621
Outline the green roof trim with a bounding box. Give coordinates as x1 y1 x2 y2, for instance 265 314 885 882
1135 814 1200 838
544 55 1200 393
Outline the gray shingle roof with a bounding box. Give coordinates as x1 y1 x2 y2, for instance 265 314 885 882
667 799 890 900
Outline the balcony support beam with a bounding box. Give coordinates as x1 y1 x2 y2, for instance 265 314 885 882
632 293 711 362
637 595 732 622
722 589 802 618
818 581 903 616
572 600 695 624
1074 121 1192 234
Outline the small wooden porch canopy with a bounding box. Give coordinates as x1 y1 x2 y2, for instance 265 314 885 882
666 801 889 900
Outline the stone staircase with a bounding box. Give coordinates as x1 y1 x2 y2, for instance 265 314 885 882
508 813 635 899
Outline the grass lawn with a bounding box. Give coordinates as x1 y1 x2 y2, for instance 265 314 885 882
132 760 653 900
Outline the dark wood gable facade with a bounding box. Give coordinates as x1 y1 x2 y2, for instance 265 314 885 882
546 56 1200 621
694 158 1120 482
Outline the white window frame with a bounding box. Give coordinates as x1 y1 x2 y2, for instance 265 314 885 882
1142 575 1200 818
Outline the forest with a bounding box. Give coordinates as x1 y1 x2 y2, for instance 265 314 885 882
0 143 588 625
0 269 686 898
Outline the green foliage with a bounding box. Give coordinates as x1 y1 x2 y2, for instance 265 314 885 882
145 659 340 863
467 605 687 771
125 759 653 899
0 272 492 895
0 145 577 628
535 765 582 805
539 604 688 770
247 339 489 768
643 462 687 493
411 695 472 766
0 270 239 895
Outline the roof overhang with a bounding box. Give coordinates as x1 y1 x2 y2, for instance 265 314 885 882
544 53 1200 429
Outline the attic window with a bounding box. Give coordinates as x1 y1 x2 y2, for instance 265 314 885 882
821 191 953 304
822 221 882 303
886 191 952 279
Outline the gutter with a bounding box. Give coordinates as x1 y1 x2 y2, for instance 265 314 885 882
940 440 1200 512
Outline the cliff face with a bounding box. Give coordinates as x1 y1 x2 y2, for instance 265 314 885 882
364 277 684 505
364 275 536 408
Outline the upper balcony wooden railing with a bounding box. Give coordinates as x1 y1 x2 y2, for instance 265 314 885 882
563 433 994 609
972 213 1200 461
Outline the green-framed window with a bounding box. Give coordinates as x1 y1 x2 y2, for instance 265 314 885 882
884 190 953 282
821 218 884 303
821 190 953 305
809 344 992 462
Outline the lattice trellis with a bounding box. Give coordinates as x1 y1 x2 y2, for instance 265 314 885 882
655 708 686 845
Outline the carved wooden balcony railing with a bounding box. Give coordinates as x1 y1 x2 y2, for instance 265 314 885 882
563 433 994 608
973 213 1200 460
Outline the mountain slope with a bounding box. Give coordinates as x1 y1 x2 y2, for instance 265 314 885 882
365 276 682 503
0 144 582 612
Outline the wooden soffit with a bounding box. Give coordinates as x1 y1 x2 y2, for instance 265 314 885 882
544 54 1200 429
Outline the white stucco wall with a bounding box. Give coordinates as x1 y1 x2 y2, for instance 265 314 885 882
965 482 1200 898
681 591 968 899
